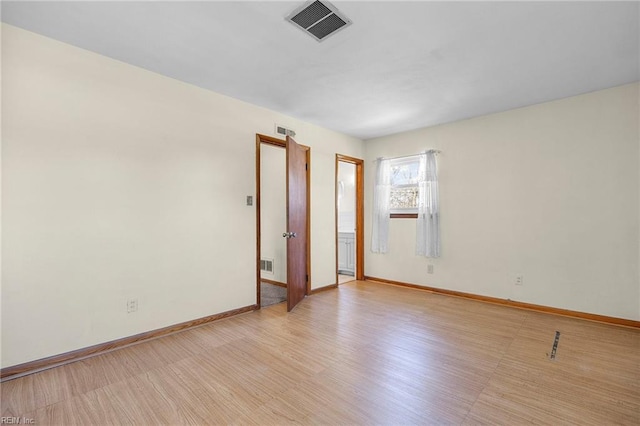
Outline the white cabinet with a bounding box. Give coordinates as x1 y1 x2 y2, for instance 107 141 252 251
338 232 355 276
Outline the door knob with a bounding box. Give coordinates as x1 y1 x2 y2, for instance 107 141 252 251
282 232 297 239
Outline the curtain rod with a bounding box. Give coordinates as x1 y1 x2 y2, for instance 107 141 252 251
379 150 441 161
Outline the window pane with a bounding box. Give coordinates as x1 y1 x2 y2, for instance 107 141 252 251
390 161 420 186
390 186 418 210
389 156 420 212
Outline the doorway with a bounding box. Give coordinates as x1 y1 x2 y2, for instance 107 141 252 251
335 154 364 284
258 142 287 306
256 134 311 310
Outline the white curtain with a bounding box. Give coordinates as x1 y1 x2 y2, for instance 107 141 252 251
416 151 440 257
371 158 391 253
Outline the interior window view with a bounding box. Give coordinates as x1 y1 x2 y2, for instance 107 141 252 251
389 156 420 212
1 1 638 425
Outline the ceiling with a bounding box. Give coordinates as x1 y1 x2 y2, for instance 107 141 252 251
2 1 638 140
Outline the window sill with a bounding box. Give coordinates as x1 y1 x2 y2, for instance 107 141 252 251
390 213 418 219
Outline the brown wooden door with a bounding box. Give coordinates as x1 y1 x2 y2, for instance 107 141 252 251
285 136 308 312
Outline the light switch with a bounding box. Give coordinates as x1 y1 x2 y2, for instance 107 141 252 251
246 196 253 206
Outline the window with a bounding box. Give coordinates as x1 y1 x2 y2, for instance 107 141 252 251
372 151 440 256
389 156 420 217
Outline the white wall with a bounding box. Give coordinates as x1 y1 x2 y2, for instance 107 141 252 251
365 83 640 321
260 144 286 283
1 24 363 368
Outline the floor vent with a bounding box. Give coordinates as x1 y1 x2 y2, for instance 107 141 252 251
286 0 352 42
260 259 274 274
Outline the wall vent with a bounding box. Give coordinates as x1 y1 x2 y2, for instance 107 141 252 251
286 0 352 42
260 259 274 274
275 123 296 138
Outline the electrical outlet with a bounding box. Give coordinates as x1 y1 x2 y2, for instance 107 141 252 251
515 275 524 286
127 299 138 313
427 264 434 274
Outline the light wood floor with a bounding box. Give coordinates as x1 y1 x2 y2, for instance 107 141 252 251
2 281 639 425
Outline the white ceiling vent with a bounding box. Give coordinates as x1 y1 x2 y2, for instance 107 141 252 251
286 0 352 42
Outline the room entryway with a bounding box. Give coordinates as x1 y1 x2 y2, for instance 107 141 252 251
256 134 311 311
335 154 364 285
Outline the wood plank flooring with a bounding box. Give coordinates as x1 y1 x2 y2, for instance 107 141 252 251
2 280 639 425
